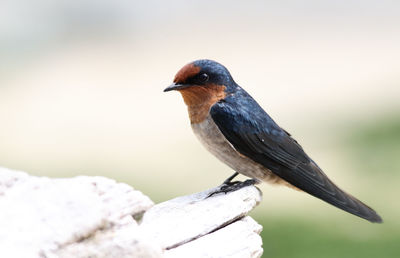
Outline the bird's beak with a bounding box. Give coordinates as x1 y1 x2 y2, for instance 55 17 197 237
163 83 189 92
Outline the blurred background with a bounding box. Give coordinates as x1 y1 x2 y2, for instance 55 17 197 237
1 0 399 257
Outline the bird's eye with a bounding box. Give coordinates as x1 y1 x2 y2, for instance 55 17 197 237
198 73 209 83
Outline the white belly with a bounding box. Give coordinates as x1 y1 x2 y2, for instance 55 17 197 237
191 115 275 181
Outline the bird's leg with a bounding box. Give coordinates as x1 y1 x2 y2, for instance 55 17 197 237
207 172 259 198
223 172 239 185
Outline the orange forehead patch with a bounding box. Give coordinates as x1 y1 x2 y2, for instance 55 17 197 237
173 63 201 84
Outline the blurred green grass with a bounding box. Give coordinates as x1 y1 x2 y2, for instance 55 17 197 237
344 115 400 177
253 216 400 258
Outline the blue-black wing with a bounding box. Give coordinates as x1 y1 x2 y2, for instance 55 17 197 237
210 89 382 223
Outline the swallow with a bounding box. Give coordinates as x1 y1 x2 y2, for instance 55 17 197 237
164 59 382 223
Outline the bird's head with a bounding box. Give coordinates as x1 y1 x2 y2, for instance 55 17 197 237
164 60 237 108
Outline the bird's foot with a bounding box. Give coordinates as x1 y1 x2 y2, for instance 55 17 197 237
207 178 258 198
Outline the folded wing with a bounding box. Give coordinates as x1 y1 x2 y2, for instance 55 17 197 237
210 94 382 223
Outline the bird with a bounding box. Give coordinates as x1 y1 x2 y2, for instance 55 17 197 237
164 59 382 223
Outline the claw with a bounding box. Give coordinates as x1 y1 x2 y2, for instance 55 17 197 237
206 179 257 198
